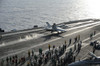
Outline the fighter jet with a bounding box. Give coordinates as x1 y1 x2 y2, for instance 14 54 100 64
45 22 66 33
68 52 100 66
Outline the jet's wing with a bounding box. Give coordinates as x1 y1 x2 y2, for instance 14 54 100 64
68 60 87 66
45 27 52 31
57 27 66 32
57 29 66 32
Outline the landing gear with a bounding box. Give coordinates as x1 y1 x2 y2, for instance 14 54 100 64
57 32 59 34
57 31 60 34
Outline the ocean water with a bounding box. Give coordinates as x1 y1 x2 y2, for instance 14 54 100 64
0 0 100 31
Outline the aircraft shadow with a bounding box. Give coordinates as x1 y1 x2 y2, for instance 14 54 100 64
43 33 64 41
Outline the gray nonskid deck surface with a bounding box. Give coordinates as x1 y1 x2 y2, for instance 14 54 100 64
0 20 100 66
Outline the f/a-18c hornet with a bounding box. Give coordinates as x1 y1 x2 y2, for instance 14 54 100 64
45 22 66 33
68 52 100 66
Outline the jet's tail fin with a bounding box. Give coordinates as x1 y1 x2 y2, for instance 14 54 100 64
88 52 98 59
46 22 51 28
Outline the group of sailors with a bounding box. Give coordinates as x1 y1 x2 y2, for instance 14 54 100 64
0 54 26 66
27 44 68 66
0 34 83 66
